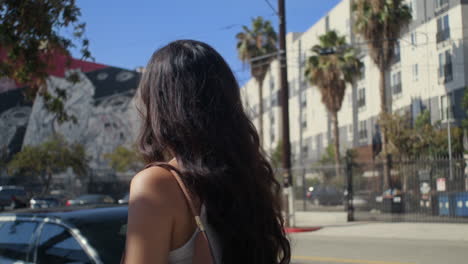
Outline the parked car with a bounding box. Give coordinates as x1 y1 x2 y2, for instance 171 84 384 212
306 185 344 206
118 193 129 204
0 205 127 263
30 196 61 209
66 194 115 206
0 186 28 210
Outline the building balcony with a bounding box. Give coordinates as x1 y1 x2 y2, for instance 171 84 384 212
435 0 449 16
358 130 367 140
436 29 450 44
392 83 402 95
357 98 366 108
439 63 453 84
393 53 401 64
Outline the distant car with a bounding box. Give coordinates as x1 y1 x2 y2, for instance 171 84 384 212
0 205 127 263
118 193 129 204
306 185 344 206
66 194 115 206
30 196 61 209
0 186 28 210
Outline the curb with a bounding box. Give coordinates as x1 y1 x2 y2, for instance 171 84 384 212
285 227 322 233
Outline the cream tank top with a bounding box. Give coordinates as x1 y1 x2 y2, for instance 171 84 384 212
168 205 222 264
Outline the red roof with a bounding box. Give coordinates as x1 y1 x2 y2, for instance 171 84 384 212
42 54 107 78
0 50 108 93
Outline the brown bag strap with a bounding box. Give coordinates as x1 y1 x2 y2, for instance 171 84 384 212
144 162 206 231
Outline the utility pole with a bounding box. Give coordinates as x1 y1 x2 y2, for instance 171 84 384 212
278 0 293 227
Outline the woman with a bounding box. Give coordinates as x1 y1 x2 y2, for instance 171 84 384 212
124 40 290 264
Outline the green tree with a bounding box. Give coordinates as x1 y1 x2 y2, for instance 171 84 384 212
382 110 463 159
461 87 468 130
236 17 277 144
8 134 88 194
270 140 283 169
0 146 8 176
104 145 144 173
0 0 92 122
353 0 412 188
305 30 362 178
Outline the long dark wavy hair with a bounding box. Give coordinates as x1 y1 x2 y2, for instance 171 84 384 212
137 40 290 264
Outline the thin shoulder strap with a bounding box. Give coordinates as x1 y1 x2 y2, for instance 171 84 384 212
144 162 205 231
122 162 215 264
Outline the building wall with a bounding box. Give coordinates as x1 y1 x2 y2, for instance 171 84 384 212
0 66 141 183
240 0 468 166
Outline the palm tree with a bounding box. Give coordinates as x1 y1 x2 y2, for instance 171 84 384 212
304 30 362 179
353 0 412 188
236 16 277 145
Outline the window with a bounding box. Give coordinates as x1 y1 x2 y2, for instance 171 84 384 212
394 41 401 62
436 15 450 43
440 94 454 121
391 72 402 95
412 64 419 81
438 50 453 83
435 0 449 10
271 92 278 107
410 0 417 18
358 88 366 108
411 32 417 46
270 79 275 91
360 63 366 80
325 16 330 31
270 113 275 125
301 111 307 129
300 90 307 108
359 120 368 140
0 221 39 262
301 145 309 159
37 223 92 264
288 81 295 98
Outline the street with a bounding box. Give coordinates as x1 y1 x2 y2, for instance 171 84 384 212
290 223 468 264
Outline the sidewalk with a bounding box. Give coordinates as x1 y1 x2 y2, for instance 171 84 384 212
293 211 468 242
294 211 348 227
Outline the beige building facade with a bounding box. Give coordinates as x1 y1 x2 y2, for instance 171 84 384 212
241 0 468 167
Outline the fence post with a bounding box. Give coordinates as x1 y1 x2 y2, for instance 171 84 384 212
346 156 354 222
302 167 306 211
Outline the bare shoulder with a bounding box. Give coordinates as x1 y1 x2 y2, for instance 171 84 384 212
129 166 181 210
125 166 179 263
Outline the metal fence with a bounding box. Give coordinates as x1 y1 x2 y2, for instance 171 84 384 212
289 157 468 223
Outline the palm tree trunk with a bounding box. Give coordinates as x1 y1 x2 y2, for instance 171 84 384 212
379 68 391 190
257 78 264 147
331 111 341 179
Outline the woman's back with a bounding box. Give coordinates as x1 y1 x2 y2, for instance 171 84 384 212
124 40 291 264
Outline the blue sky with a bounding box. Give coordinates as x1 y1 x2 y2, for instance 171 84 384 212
75 0 341 84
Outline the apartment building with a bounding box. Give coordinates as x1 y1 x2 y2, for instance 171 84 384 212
240 0 468 167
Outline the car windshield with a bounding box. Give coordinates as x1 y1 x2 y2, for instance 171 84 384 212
76 215 127 263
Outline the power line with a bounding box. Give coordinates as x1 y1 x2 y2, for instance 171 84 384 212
264 0 279 16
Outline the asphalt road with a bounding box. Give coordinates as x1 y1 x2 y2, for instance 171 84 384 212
290 233 468 264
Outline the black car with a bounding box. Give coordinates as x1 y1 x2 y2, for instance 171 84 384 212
306 185 344 206
0 205 127 263
0 186 29 210
30 196 61 209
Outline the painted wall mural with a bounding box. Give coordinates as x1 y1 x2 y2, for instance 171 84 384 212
0 65 141 182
